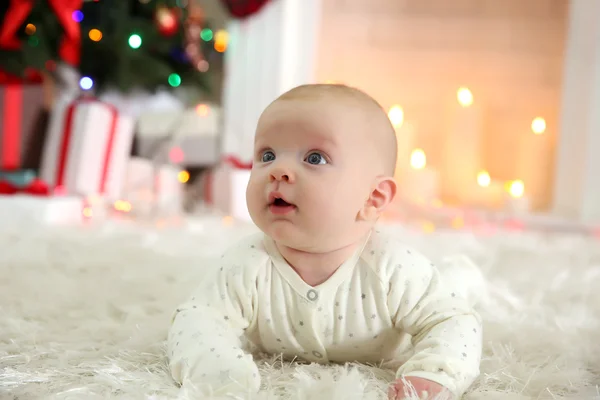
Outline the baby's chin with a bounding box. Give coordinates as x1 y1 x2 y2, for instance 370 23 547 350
269 230 355 255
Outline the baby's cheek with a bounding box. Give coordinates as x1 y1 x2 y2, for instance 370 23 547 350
246 180 264 217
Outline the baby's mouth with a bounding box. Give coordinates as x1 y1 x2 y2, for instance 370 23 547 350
269 197 297 214
272 198 292 207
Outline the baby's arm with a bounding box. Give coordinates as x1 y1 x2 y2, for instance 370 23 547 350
387 249 483 398
167 248 260 397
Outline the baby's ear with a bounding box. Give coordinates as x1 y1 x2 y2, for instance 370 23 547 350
358 176 397 221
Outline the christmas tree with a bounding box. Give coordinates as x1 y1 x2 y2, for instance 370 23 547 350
0 0 225 94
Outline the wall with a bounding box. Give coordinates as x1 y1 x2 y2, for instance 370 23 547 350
315 0 569 210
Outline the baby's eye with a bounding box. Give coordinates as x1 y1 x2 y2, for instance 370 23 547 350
305 152 327 165
261 150 276 163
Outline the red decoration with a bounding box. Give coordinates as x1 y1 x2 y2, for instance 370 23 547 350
220 0 270 19
223 155 253 170
0 180 18 194
0 0 83 65
1 84 22 170
0 177 50 196
155 6 179 37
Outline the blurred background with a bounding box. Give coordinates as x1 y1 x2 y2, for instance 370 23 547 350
0 0 598 231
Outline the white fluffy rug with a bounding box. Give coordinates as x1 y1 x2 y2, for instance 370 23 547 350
1 214 600 400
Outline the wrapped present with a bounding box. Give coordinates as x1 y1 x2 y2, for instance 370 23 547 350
123 156 184 216
0 195 83 226
135 105 221 167
125 156 155 193
40 97 135 200
155 163 184 214
0 83 48 171
204 155 252 222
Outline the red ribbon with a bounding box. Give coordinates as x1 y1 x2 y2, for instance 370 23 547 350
0 0 82 65
223 155 253 169
1 84 22 170
0 177 50 196
56 98 119 194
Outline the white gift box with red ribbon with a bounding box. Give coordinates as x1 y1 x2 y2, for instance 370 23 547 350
40 97 135 200
205 156 252 222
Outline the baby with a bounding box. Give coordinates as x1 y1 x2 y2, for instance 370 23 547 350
167 84 482 399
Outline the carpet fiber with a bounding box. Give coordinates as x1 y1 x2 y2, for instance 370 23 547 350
1 215 599 399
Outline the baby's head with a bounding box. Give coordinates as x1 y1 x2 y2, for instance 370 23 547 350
246 84 397 253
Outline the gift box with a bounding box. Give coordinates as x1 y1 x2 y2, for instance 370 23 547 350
135 106 221 167
123 156 184 215
155 164 184 214
0 195 83 226
40 97 135 200
204 156 252 222
0 83 48 170
124 156 155 193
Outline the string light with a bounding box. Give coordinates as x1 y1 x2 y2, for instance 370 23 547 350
451 216 464 229
25 24 36 35
169 147 184 163
128 34 142 49
214 29 228 52
410 149 427 170
72 10 84 23
114 200 132 212
195 104 209 116
531 117 546 135
79 76 94 90
82 207 93 218
28 36 39 47
508 180 525 198
168 73 181 87
214 42 226 52
477 170 491 187
214 30 228 42
457 87 473 107
178 170 190 183
89 29 102 42
422 220 436 233
388 105 404 128
200 28 213 41
197 60 209 72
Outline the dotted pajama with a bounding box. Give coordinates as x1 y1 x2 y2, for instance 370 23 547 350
167 230 483 397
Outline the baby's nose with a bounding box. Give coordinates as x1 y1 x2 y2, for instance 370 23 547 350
269 166 295 183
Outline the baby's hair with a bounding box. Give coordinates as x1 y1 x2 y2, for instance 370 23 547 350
275 84 398 176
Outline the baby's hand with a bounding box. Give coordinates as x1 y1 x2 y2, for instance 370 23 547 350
387 377 452 400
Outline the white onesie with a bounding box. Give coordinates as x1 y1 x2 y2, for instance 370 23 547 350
167 230 483 398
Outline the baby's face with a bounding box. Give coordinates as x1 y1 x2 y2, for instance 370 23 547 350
246 99 376 253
